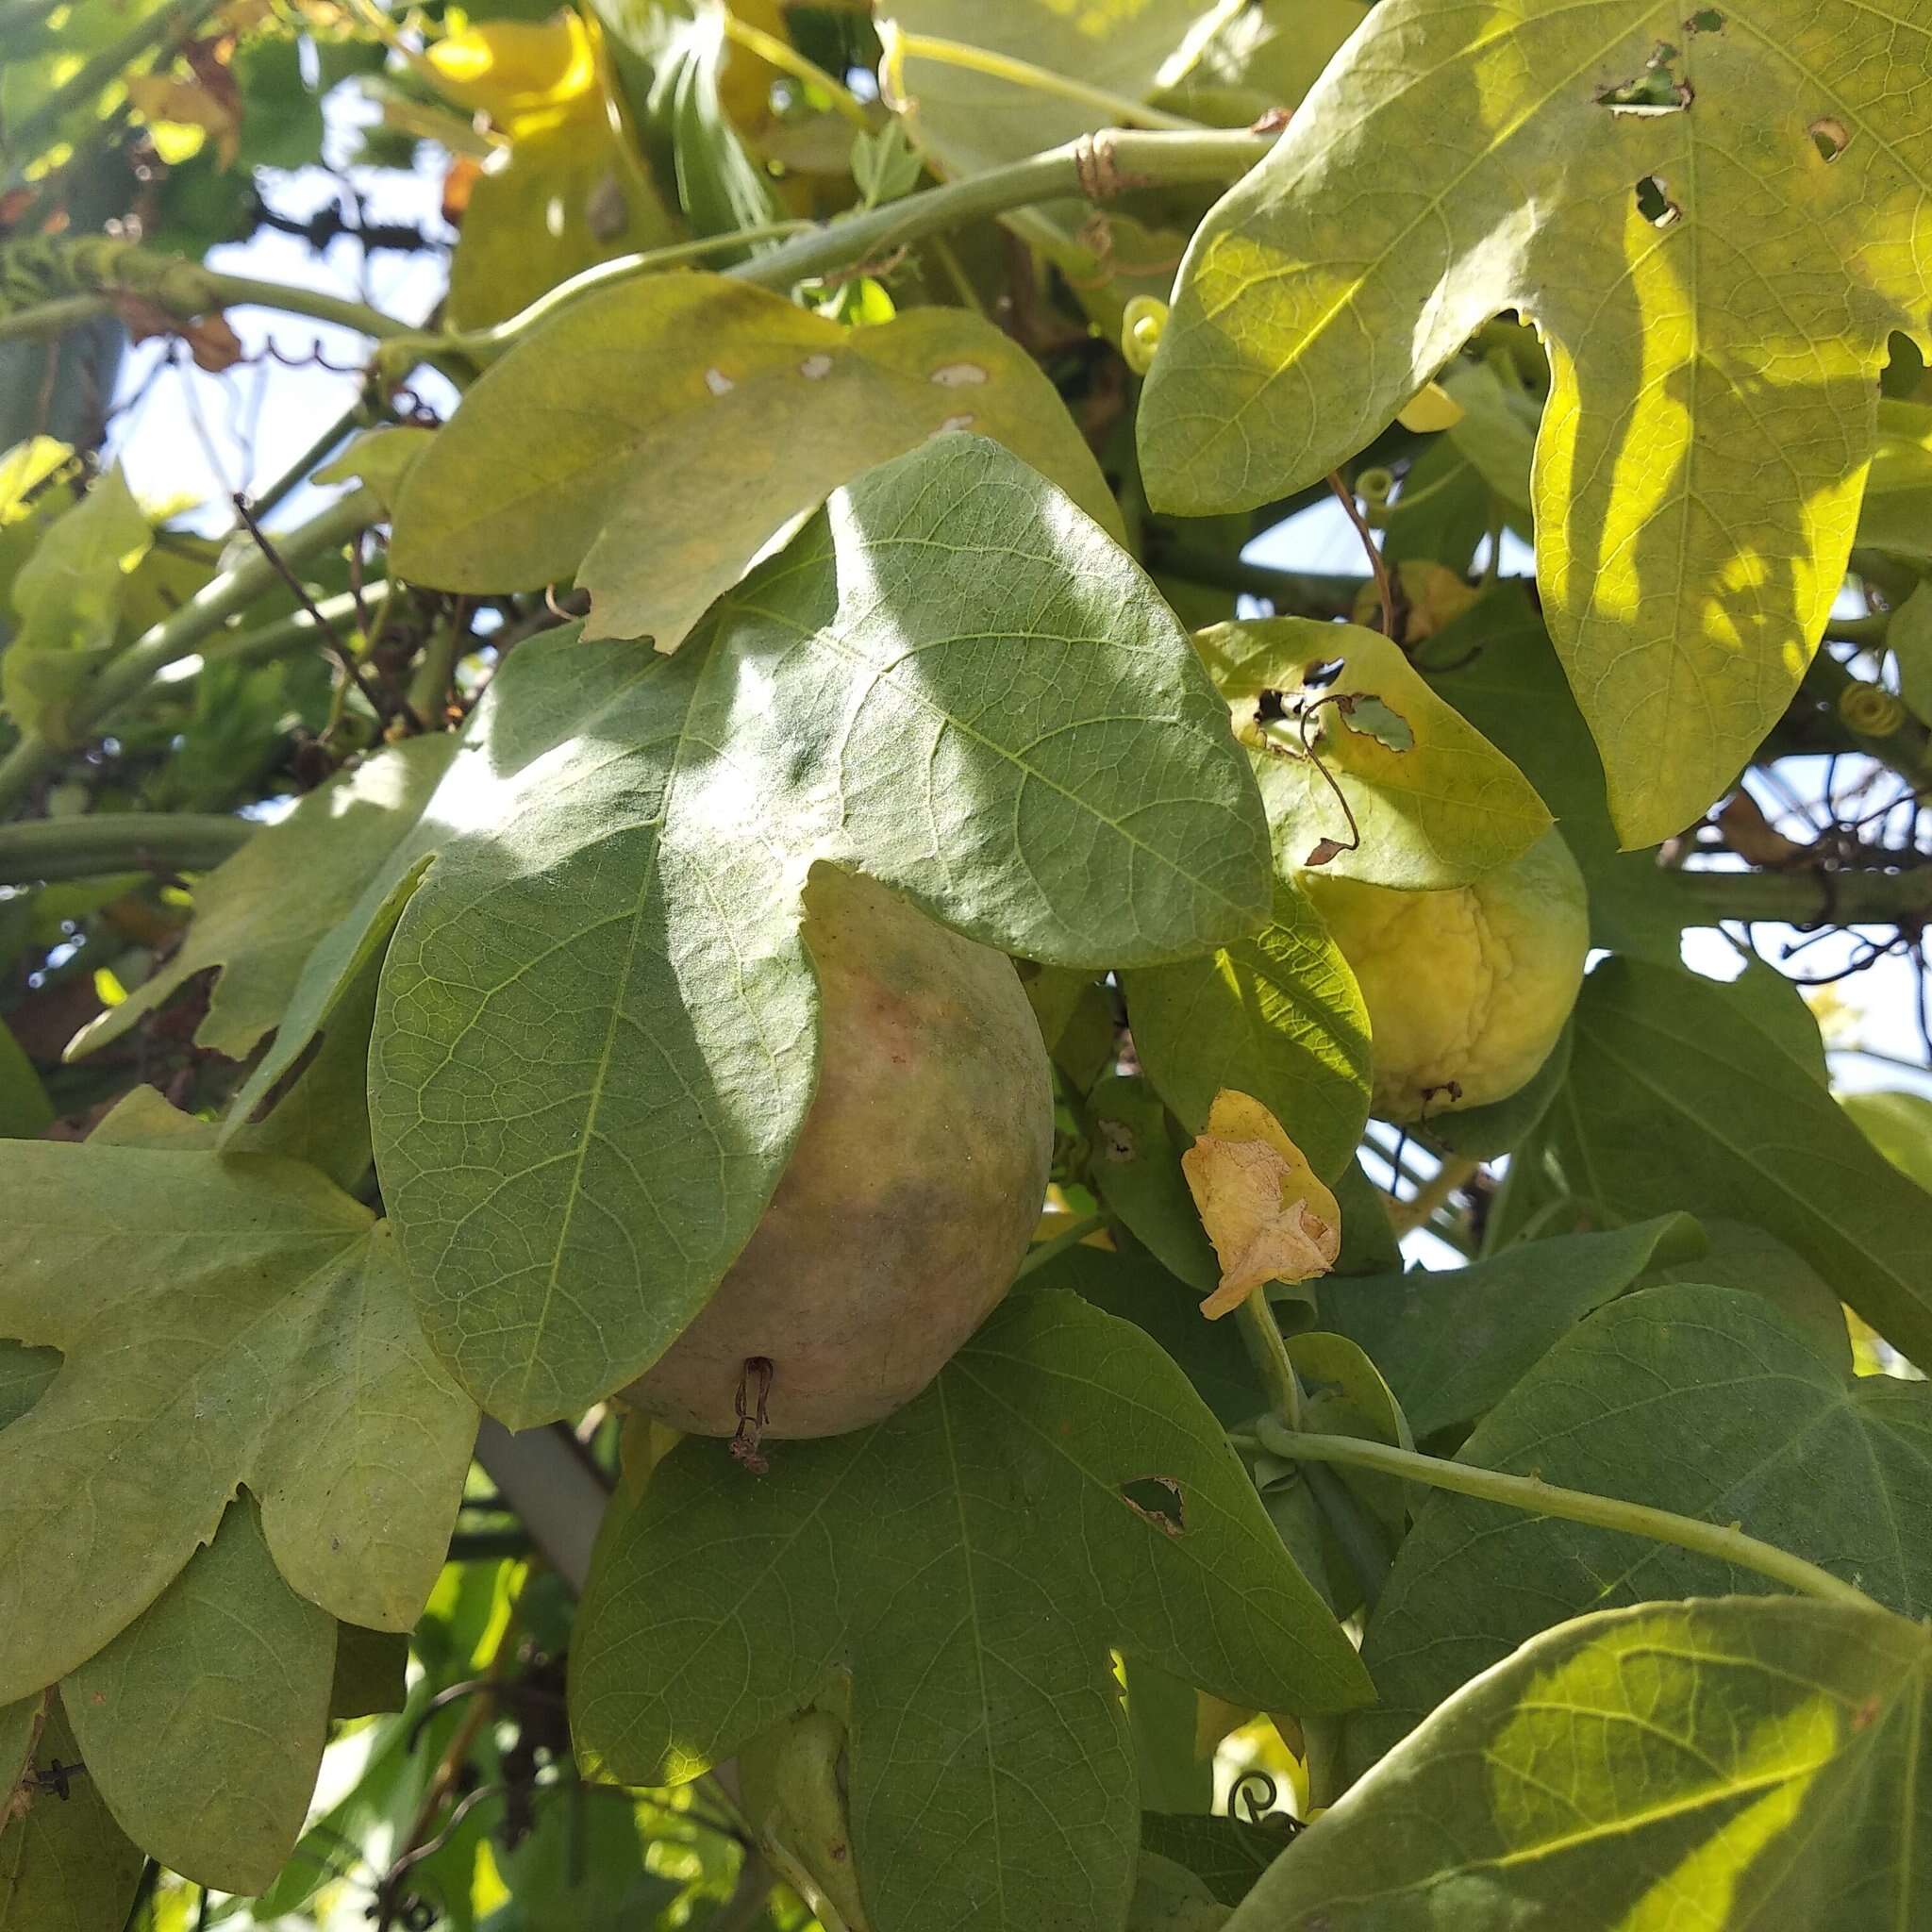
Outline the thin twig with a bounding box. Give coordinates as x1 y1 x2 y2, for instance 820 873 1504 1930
230 491 403 730
1326 471 1396 638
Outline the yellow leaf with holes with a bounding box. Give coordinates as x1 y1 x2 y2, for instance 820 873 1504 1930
1180 1090 1340 1318
425 14 599 135
391 273 1121 652
1142 0 1932 848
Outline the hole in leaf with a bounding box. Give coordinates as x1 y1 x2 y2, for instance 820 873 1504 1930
1810 116 1849 161
1095 1117 1136 1163
1686 6 1724 29
1596 43 1692 114
1300 658 1345 691
1634 175 1683 227
1120 1475 1186 1536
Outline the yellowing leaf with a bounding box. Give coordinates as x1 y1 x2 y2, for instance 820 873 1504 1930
1141 0 1932 847
425 13 599 135
1395 381 1463 433
1197 616 1551 888
125 72 240 166
390 273 1123 653
1181 1090 1341 1317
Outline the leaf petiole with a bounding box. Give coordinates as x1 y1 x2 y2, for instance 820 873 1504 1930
1253 1420 1885 1613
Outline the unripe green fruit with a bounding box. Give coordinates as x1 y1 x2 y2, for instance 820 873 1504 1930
623 867 1053 1439
1301 828 1589 1123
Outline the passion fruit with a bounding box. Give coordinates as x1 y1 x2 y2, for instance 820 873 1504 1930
622 866 1053 1439
1300 828 1589 1123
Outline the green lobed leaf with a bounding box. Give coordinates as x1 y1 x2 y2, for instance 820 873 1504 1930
63 1491 335 1893
389 273 1122 654
0 1695 145 1931
1557 957 1932 1367
1196 617 1551 888
1344 1283 1932 1778
1229 1595 1932 1929
0 1128 477 1701
1318 1212 1705 1440
571 1288 1369 1932
3 462 151 746
1123 877 1371 1183
302 435 1268 1426
70 732 456 1063
1141 0 1932 846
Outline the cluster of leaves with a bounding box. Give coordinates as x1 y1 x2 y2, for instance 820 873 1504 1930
6 0 1932 1928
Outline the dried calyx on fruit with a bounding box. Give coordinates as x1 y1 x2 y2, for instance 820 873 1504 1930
622 866 1053 1441
1301 828 1589 1123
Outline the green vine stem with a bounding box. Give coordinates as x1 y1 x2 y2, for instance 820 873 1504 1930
1252 1420 1882 1613
1 129 1278 361
0 811 253 886
1658 863 1932 927
0 485 381 815
1235 1286 1303 1430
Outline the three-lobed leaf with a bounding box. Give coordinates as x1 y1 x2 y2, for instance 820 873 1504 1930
389 273 1122 653
571 1288 1369 1932
0 1124 476 1701
1142 0 1932 845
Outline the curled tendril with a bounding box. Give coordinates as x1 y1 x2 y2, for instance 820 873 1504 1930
1227 1768 1278 1826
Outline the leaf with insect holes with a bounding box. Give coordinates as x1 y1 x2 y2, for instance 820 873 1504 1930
1141 0 1932 847
1196 617 1550 888
389 273 1121 654
1181 1091 1340 1317
571 1287 1368 1932
0 1116 477 1703
232 436 1271 1427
